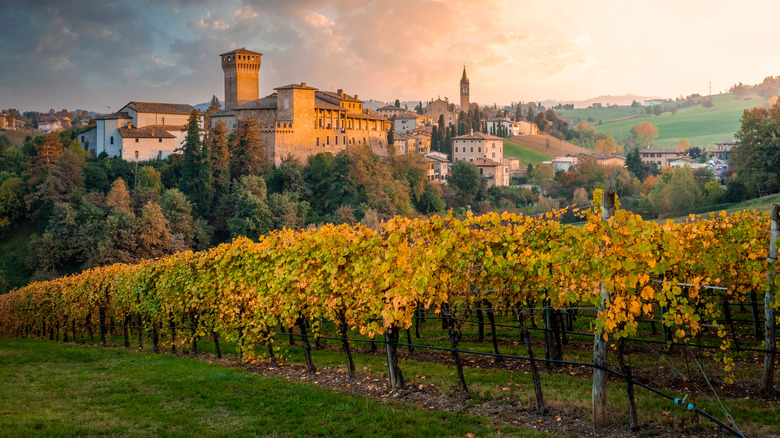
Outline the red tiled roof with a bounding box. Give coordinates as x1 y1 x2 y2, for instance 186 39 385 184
118 126 176 139
124 102 196 115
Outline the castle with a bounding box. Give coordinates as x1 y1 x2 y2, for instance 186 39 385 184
211 48 392 166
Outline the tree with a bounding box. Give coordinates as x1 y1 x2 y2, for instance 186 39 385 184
106 178 132 214
732 100 780 196
137 166 163 195
631 122 658 147
394 99 401 108
229 118 268 179
160 188 197 249
594 137 618 155
180 110 213 217
448 161 482 207
625 148 644 179
227 175 273 240
0 176 24 231
676 139 689 153
209 120 231 201
207 95 222 114
648 167 702 215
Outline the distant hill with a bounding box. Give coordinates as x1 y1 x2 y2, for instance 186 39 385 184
542 94 662 110
507 133 592 157
193 101 223 112
582 93 765 149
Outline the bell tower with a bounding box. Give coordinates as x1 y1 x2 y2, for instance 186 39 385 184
221 48 263 110
460 65 470 112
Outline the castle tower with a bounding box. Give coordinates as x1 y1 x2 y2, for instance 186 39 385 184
460 65 470 112
220 48 263 110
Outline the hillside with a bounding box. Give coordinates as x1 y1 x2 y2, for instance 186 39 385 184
507 133 591 157
560 93 766 149
502 139 551 165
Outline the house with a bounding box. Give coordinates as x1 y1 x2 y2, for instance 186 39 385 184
644 99 666 106
472 157 509 187
210 48 391 166
424 151 449 182
452 132 504 163
551 156 578 172
77 101 196 160
377 105 406 119
393 113 426 134
669 156 706 169
638 147 685 167
709 141 735 160
37 118 64 133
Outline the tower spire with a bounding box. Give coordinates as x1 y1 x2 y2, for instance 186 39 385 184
460 65 470 111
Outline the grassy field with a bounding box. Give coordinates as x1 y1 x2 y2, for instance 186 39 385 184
559 93 766 149
4 303 777 438
0 338 546 438
503 139 552 165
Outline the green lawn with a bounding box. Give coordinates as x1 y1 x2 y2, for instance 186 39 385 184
503 140 551 165
592 93 764 149
0 338 544 438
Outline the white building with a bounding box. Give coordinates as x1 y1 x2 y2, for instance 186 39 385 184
424 151 450 182
78 102 196 160
393 113 425 134
452 132 504 163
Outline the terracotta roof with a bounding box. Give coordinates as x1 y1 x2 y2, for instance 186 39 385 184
274 83 318 91
314 96 344 111
394 113 421 119
124 102 196 115
236 94 278 110
347 111 387 121
118 126 176 139
318 90 360 103
639 147 683 154
424 152 450 162
453 132 503 141
472 158 502 167
220 47 263 57
97 111 132 120
378 105 403 111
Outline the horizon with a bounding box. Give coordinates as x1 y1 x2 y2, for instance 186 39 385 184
2 0 779 113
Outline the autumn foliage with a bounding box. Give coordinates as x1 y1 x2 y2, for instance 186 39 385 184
0 197 776 375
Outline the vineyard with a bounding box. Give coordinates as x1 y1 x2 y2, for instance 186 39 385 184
0 191 778 436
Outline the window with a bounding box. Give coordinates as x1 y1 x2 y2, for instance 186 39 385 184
161 117 165 125
135 138 139 143
159 138 162 143
327 136 330 145
470 147 473 152
317 137 320 146
110 136 114 145
80 136 84 142
336 136 338 145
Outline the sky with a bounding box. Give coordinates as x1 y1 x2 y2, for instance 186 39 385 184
1 0 779 113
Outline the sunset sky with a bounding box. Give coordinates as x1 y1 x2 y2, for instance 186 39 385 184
1 0 779 112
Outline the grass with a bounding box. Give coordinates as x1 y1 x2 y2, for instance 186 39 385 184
559 93 767 150
503 140 552 165
0 338 548 438
591 93 764 149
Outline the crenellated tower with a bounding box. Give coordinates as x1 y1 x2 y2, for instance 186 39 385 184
221 48 263 110
460 65 470 112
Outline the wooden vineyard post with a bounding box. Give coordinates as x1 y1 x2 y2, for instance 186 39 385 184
593 190 615 429
384 322 405 389
763 204 779 395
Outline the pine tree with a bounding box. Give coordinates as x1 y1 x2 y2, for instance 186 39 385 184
179 110 213 217
229 118 268 179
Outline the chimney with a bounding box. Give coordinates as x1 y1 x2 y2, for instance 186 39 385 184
354 94 358 100
337 89 343 96
127 121 132 129
301 82 306 87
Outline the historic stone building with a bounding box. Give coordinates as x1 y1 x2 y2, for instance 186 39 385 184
212 48 391 166
460 66 470 112
77 102 195 160
423 97 457 127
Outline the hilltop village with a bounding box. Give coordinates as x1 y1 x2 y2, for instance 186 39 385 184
2 46 779 291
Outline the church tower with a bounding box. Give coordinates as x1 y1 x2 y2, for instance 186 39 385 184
220 48 263 110
460 65 470 112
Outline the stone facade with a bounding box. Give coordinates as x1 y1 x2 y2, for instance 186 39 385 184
639 147 685 167
452 132 504 163
473 158 508 188
213 48 391 166
221 48 262 110
423 98 457 127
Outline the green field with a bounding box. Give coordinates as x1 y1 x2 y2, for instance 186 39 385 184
503 140 551 165
0 339 541 438
557 106 647 125
559 93 766 149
